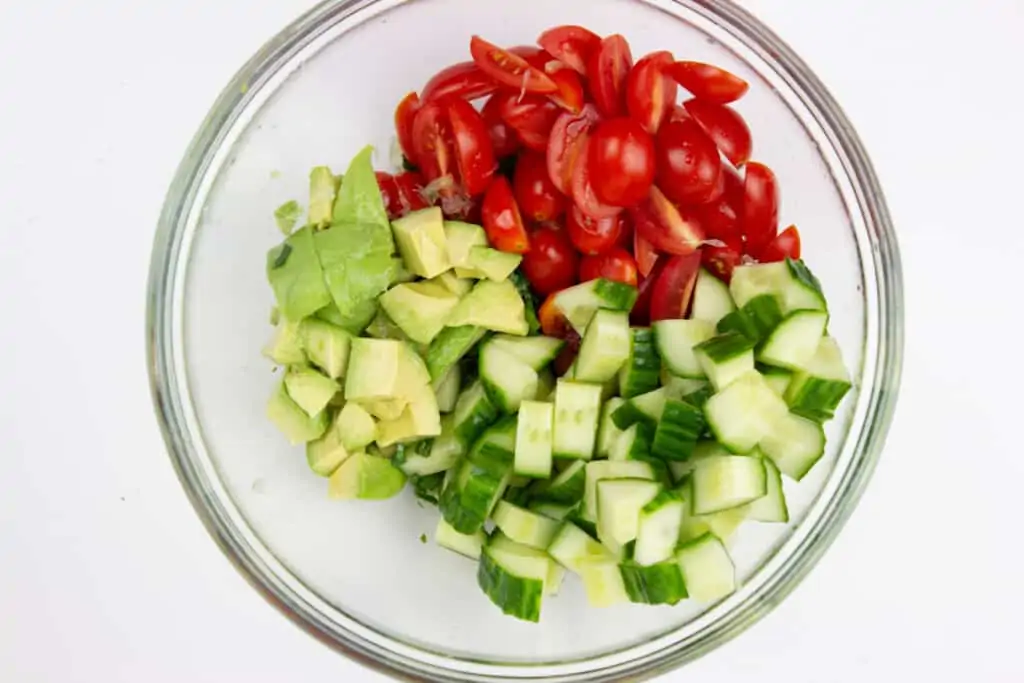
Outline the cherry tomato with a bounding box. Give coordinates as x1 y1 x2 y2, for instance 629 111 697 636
617 210 634 249
547 104 600 194
509 45 553 70
626 51 677 135
548 67 586 114
741 162 779 255
410 101 458 185
522 226 579 295
500 94 562 151
446 99 497 196
580 248 638 286
514 151 567 222
539 293 572 338
566 205 622 255
667 61 749 104
693 164 744 240
376 172 401 219
587 117 656 207
630 186 705 255
649 252 702 321
481 176 530 253
757 225 801 262
421 61 498 103
684 99 753 168
481 93 519 159
588 35 633 118
553 334 581 376
655 116 723 205
470 36 558 94
572 140 625 220
394 92 420 164
634 230 659 277
702 234 744 282
537 25 602 75
631 258 666 326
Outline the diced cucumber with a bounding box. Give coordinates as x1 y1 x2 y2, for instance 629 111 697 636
608 422 654 462
488 334 564 371
440 422 513 533
675 533 736 602
677 478 750 544
746 456 789 523
426 325 486 380
611 387 668 430
471 417 518 460
528 500 578 521
661 373 708 399
634 490 685 566
552 380 603 460
758 310 829 371
690 268 736 325
480 341 538 414
553 278 640 334
548 522 612 574
435 518 486 560
730 259 826 314
431 364 462 413
651 399 705 461
653 319 716 378
492 501 561 549
395 416 465 477
451 380 499 445
536 369 556 401
784 336 852 421
705 371 789 453
514 400 553 478
575 310 631 383
618 328 661 398
582 460 656 522
546 561 566 596
760 366 793 397
716 294 785 346
579 558 630 607
620 561 688 605
597 398 626 458
596 478 662 552
327 452 407 500
694 332 757 391
529 459 586 504
690 455 767 515
760 411 826 481
477 540 549 622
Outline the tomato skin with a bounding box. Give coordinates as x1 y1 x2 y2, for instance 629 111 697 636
693 164 744 239
634 230 659 277
537 25 602 75
683 99 753 168
481 93 520 159
376 172 402 219
566 205 622 255
481 176 531 253
741 162 780 255
522 226 580 295
702 234 744 282
588 35 634 118
513 151 567 223
410 101 458 185
539 293 572 337
546 104 601 195
446 99 497 196
630 185 705 255
587 117 656 207
470 36 558 94
548 67 586 114
626 51 677 135
756 225 801 262
572 140 626 220
655 116 723 206
421 61 498 103
500 94 562 152
649 252 702 321
667 61 749 104
630 258 665 325
394 92 420 163
579 248 639 286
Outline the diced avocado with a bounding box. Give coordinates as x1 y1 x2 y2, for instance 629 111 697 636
377 384 443 446
328 452 407 500
315 300 378 336
447 280 529 335
308 166 336 228
361 397 409 421
379 282 460 345
468 246 522 282
306 421 351 477
399 342 433 389
444 221 489 278
266 226 332 322
390 257 417 284
274 199 302 236
365 309 411 342
431 271 474 297
392 207 451 279
267 383 329 444
335 402 377 451
283 366 340 417
344 338 404 402
425 325 487 380
262 318 306 365
299 318 352 379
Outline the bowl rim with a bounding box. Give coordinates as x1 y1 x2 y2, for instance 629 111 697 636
147 0 904 680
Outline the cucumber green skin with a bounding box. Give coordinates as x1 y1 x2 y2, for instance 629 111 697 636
568 515 599 540
594 279 640 310
619 328 661 399
695 332 757 364
717 295 784 345
785 376 851 421
509 272 541 334
716 309 760 342
453 386 499 445
787 258 824 298
619 561 688 605
651 400 705 461
426 326 487 380
683 387 713 410
611 402 652 431
439 463 506 534
503 485 533 507
529 462 586 505
477 548 544 622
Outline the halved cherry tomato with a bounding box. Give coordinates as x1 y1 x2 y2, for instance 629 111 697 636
470 36 558 94
547 104 600 194
626 51 677 135
447 99 497 196
522 226 579 295
500 94 562 151
634 230 659 277
649 252 702 321
667 61 749 104
538 25 602 75
548 67 586 114
481 93 520 159
631 258 665 326
580 248 638 286
702 234 744 282
481 176 530 253
377 171 430 220
630 186 705 254
586 117 656 207
514 151 567 222
539 293 572 337
376 172 401 219
693 164 744 239
617 210 634 249
741 162 779 255
394 92 420 163
421 61 498 103
553 328 582 376
684 99 753 167
588 35 633 118
509 45 553 69
572 140 625 220
410 101 458 185
757 225 801 262
566 205 622 255
655 116 723 206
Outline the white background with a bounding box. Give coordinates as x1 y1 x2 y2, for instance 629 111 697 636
1 0 1022 681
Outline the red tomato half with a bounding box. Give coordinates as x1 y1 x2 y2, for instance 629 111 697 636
522 226 579 295
410 101 458 185
655 116 723 205
741 162 779 255
481 93 519 159
572 140 625 220
481 176 530 253
547 104 601 194
667 61 749 104
649 252 702 321
394 92 420 163
588 35 633 118
537 25 602 75
630 186 705 255
500 94 562 151
377 171 429 220
626 51 677 135
634 231 659 278
757 225 801 262
447 99 497 196
470 36 558 94
580 248 638 286
548 67 586 114
631 258 665 326
514 151 567 222
702 234 743 282
587 117 656 207
539 293 572 338
421 61 498 103
684 99 753 168
566 205 622 255
693 164 744 240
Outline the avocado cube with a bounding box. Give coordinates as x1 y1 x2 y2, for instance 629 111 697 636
379 282 460 345
376 384 442 447
306 425 350 477
299 319 352 379
444 220 489 278
308 166 336 228
335 402 377 452
284 366 340 417
267 383 330 445
262 318 306 366
391 207 451 279
328 452 407 500
447 280 529 336
430 271 474 297
468 246 522 282
344 338 404 402
361 397 409 421
266 226 333 322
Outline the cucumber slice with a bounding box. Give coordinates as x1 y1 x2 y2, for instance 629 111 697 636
575 310 631 383
705 371 789 453
579 557 630 607
431 364 462 413
745 456 789 523
634 490 685 566
620 561 688 605
488 334 564 371
553 278 640 334
536 368 556 401
760 366 793 397
608 422 654 462
479 341 539 413
435 518 486 560
690 455 768 515
528 500 578 521
690 268 736 325
694 332 757 391
760 411 826 481
451 380 499 445
653 319 716 378
514 400 554 478
492 501 561 549
552 380 603 460
548 522 612 574
731 259 826 313
439 422 514 533
426 325 487 380
546 562 566 596
529 460 586 504
617 327 661 398
784 336 852 420
582 460 657 522
661 374 708 399
597 397 627 458
651 399 705 461
477 540 549 622
327 452 407 500
596 478 662 552
675 533 736 602
395 417 465 477
611 387 668 430
758 310 829 371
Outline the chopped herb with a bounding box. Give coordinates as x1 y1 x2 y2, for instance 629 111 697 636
411 472 445 506
270 243 292 269
273 200 302 236
419 533 427 544
269 306 280 326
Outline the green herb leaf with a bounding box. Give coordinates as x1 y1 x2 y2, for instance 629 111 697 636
270 243 292 269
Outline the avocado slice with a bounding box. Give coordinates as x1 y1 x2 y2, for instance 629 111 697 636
430 271 474 297
299 319 352 379
315 300 378 336
305 420 351 477
446 280 529 336
364 309 412 342
344 338 405 402
335 402 377 452
262 318 306 366
444 221 488 278
266 226 332 322
379 281 461 345
360 397 409 421
308 166 336 228
392 207 452 279
283 366 340 418
267 383 329 445
467 246 522 282
328 452 407 500
377 383 443 446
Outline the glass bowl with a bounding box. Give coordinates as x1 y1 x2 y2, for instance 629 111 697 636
147 0 903 680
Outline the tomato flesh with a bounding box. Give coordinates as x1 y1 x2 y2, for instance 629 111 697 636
586 117 656 207
757 225 801 262
539 293 572 337
394 92 420 164
410 101 458 185
649 252 702 321
626 51 677 135
588 35 633 118
741 161 780 256
572 140 625 220
447 99 497 196
500 94 562 151
481 93 519 159
522 226 579 295
566 205 622 255
634 230 659 278
548 67 586 114
655 116 723 206
701 234 743 283
546 104 600 195
481 176 530 253
630 258 665 326
537 25 602 75
630 186 705 255
579 248 638 286
693 164 744 240
421 61 498 103
470 36 558 94
667 61 749 104
514 151 567 223
684 99 753 167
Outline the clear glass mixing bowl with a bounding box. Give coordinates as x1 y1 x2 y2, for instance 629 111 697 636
147 0 903 679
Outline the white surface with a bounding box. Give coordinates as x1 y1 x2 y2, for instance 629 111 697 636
0 0 1021 681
